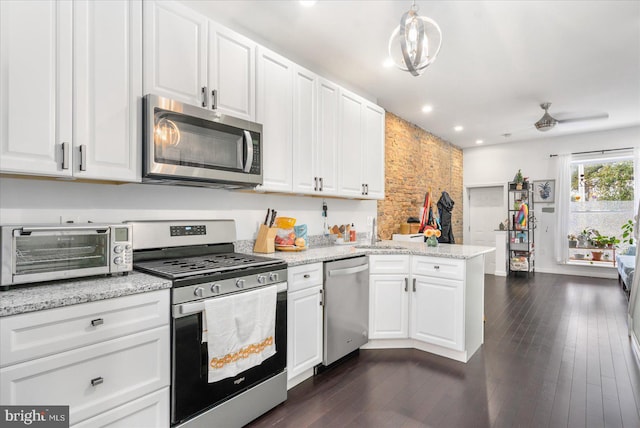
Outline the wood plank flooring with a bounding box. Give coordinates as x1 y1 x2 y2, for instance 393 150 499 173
248 273 640 428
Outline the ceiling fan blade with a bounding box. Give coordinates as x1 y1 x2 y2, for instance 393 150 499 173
556 113 609 124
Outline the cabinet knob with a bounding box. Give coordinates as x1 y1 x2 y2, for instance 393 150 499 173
434 265 440 270
90 377 104 387
90 318 104 327
303 274 311 279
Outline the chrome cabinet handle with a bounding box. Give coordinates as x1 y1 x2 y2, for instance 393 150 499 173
362 184 365 195
90 377 104 386
211 89 217 110
79 144 87 171
319 289 324 306
314 177 318 191
404 277 408 292
413 278 416 292
90 318 104 327
365 184 369 195
319 177 323 191
202 86 208 108
434 265 440 270
61 142 70 170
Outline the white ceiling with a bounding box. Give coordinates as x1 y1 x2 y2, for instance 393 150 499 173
182 0 640 149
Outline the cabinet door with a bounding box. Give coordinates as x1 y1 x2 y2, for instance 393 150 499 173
0 0 72 176
287 285 323 379
256 47 293 193
369 275 409 339
208 22 255 120
316 78 340 196
292 66 317 194
410 275 464 351
338 90 364 197
143 0 207 107
74 0 142 182
71 387 169 428
362 102 385 199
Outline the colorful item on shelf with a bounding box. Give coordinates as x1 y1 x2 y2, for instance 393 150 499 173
516 203 528 227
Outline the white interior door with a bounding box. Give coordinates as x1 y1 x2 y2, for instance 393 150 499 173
468 186 504 275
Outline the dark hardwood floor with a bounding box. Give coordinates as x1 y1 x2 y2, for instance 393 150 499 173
248 273 640 428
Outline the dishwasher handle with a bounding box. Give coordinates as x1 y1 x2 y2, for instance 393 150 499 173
327 264 369 277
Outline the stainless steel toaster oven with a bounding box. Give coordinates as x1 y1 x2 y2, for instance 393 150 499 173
0 223 132 289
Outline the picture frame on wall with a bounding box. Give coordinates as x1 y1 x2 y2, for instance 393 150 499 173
533 179 555 203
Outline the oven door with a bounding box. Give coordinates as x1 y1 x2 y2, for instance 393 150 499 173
171 285 287 426
143 94 262 187
1 226 111 287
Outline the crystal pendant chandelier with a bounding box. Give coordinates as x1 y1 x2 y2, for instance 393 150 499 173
388 1 442 76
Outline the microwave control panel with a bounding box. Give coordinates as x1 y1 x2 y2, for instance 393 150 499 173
249 131 261 175
111 225 133 272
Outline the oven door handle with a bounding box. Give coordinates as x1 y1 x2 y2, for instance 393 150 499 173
172 282 288 319
242 130 253 173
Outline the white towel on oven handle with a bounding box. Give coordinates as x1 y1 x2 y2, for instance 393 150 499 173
202 285 277 383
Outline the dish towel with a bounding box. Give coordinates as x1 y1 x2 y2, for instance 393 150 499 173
202 285 277 383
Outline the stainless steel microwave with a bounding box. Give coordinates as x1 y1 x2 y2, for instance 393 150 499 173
143 94 263 188
0 223 132 289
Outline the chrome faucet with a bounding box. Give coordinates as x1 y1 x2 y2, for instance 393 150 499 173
370 218 377 244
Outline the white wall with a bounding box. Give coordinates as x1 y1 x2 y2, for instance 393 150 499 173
463 125 640 278
0 178 376 241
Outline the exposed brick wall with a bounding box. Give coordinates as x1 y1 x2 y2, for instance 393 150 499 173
378 112 464 242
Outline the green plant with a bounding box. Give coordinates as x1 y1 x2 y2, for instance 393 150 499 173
621 219 635 245
513 169 524 184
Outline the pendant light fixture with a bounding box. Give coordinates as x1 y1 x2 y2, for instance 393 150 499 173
388 0 442 76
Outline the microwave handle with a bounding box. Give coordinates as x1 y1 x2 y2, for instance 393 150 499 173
243 130 253 173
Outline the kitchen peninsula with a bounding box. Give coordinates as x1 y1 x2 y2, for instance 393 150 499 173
245 240 494 369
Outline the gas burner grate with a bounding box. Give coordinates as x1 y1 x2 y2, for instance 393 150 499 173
134 253 283 279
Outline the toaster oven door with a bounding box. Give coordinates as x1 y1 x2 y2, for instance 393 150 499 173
4 227 112 286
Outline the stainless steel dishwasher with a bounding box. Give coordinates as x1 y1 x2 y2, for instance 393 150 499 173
323 256 369 366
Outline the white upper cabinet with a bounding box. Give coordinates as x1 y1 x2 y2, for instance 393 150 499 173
143 1 256 120
74 0 142 182
292 66 318 194
0 0 73 177
362 103 385 199
208 22 256 120
256 46 293 193
337 89 385 200
338 90 365 198
143 0 207 107
0 0 140 182
316 78 340 196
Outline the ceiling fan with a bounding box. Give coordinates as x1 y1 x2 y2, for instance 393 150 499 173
534 102 609 132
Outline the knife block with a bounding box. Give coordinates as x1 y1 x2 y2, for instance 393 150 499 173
253 224 277 253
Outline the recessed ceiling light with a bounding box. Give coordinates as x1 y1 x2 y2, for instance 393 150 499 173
454 125 464 132
383 57 395 68
299 0 317 7
476 139 484 145
421 105 433 113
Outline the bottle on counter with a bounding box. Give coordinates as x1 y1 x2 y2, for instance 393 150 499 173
350 223 356 242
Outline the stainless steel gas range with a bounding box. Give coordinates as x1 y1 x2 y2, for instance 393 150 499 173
127 220 287 428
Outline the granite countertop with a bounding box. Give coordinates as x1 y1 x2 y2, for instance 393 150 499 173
242 240 495 267
0 271 171 317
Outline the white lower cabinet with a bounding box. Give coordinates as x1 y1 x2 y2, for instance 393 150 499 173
367 254 484 363
0 290 170 426
287 263 323 388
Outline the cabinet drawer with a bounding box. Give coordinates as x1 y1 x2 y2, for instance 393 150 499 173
71 387 169 428
0 326 170 425
369 255 410 275
1 290 169 367
288 263 323 292
412 256 465 280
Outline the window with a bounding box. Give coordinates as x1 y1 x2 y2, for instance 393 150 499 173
568 151 635 260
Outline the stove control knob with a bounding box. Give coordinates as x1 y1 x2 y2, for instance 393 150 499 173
210 284 221 294
236 279 245 289
257 275 266 284
113 245 123 254
194 287 204 298
113 257 123 265
269 272 279 282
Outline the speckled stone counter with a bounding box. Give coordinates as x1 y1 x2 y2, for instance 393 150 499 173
0 272 171 317
241 240 495 267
